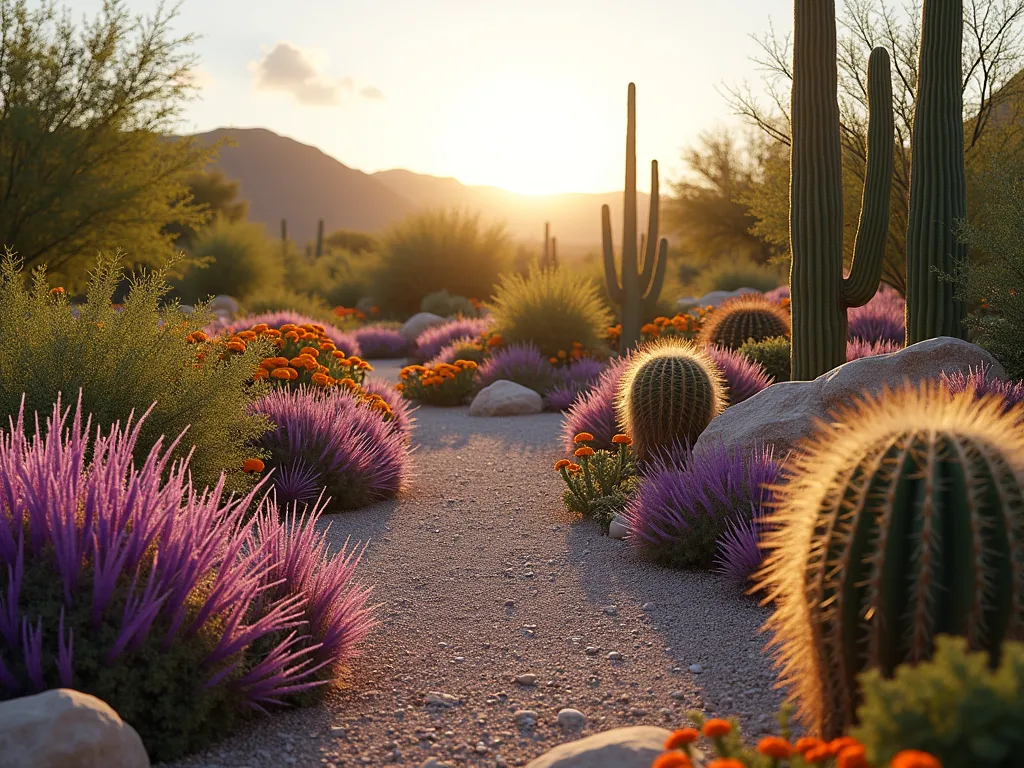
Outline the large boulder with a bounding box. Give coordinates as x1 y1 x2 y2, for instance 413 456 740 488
694 337 1004 461
209 295 240 315
469 380 544 416
525 726 672 768
0 689 150 768
400 312 446 343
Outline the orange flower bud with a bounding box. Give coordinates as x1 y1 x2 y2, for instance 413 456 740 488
890 751 942 768
242 458 265 473
574 446 595 457
701 719 731 739
664 728 699 750
836 744 869 768
611 434 632 445
653 754 692 768
757 736 792 759
554 459 571 471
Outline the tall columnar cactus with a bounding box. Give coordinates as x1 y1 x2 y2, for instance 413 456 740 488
280 218 288 258
905 0 967 343
540 222 558 269
315 218 325 260
602 83 669 355
699 294 792 351
754 382 1024 739
789 1 895 380
615 338 725 460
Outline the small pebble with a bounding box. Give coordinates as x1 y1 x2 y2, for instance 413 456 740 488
515 673 538 686
689 663 704 674
607 651 623 661
557 708 586 729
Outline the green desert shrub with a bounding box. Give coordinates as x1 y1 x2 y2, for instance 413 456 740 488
854 635 1024 768
738 336 791 383
0 250 271 496
242 286 338 324
698 261 783 294
420 289 478 318
487 265 614 358
173 217 283 303
372 208 508 316
956 167 1024 379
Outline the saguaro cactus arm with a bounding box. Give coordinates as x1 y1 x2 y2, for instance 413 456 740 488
841 47 895 308
601 204 624 304
639 160 660 290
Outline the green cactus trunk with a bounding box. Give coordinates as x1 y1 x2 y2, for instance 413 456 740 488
789 1 895 380
602 83 669 355
315 219 324 260
280 218 288 258
807 428 1022 738
905 0 968 344
541 222 558 269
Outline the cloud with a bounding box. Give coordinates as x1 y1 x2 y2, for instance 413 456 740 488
250 42 383 105
183 66 216 91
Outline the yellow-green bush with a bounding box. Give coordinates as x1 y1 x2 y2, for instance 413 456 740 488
173 217 283 303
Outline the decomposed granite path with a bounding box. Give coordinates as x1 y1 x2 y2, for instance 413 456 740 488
163 361 784 768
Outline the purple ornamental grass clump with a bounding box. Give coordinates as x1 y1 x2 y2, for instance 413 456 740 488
253 386 410 510
475 342 556 394
560 354 633 452
847 285 906 345
623 444 781 572
412 317 492 362
208 311 362 356
705 345 773 405
845 338 902 361
0 395 376 761
713 513 765 591
353 325 409 359
544 358 608 412
941 364 1024 415
360 375 417 441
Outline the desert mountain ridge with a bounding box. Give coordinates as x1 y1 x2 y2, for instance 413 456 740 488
190 127 652 249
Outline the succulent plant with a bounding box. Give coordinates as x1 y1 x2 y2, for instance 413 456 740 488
615 338 726 460
699 295 792 351
737 336 792 383
754 382 1024 740
601 83 668 354
789 0 894 379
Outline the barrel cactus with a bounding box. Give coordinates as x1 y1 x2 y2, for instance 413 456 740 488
754 381 1024 740
615 338 726 460
699 295 791 351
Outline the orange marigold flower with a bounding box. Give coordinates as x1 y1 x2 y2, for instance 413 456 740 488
890 751 942 768
757 736 793 759
263 328 281 337
803 745 832 764
701 719 732 739
641 323 660 335
225 341 246 352
664 728 699 750
837 744 869 768
187 331 210 344
567 463 581 473
487 335 503 347
652 754 692 768
242 459 265 473
557 349 567 359
574 432 595 443
572 341 583 348
574 446 595 457
455 360 478 370
338 378 357 389
252 323 269 333
554 459 571 471
611 434 632 445
270 368 294 380
300 346 320 357
828 737 861 755
50 286 65 295
794 738 825 754
654 316 670 326
253 368 269 380
707 761 744 768
549 356 559 364
311 373 330 386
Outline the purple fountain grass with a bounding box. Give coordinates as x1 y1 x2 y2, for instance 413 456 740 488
713 513 764 591
623 444 780 571
706 345 773 405
412 317 492 362
253 385 411 510
360 375 417 441
847 285 906 345
208 311 362 356
560 354 634 452
426 335 483 367
941 364 1024 415
0 394 376 761
544 358 608 412
845 338 902 361
475 342 556 394
353 325 409 359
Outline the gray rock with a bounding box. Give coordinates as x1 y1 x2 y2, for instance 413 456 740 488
401 312 446 343
470 381 544 417
424 692 460 708
556 708 587 730
514 709 539 727
0 689 150 768
524 726 672 768
608 515 629 540
694 336 1004 462
209 295 240 315
515 673 539 686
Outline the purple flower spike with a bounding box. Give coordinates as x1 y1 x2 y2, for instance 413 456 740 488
713 513 764 590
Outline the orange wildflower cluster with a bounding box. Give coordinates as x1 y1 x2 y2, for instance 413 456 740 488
655 719 942 768
49 287 65 296
398 360 478 405
547 341 588 366
333 306 367 321
607 309 712 345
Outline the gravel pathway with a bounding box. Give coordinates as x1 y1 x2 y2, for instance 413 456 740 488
164 361 784 768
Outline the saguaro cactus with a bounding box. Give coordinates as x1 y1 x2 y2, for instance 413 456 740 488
602 83 668 355
789 0 895 380
315 219 325 260
905 0 967 343
540 222 558 269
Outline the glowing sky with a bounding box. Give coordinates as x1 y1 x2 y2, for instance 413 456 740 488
66 0 798 194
